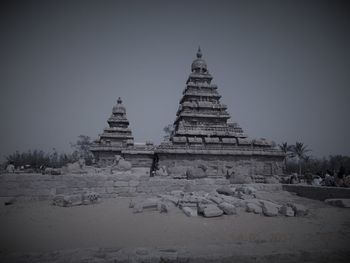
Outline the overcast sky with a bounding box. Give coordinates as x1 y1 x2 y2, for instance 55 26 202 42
1 0 349 160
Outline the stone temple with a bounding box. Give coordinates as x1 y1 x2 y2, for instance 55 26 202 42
91 48 284 181
90 97 154 167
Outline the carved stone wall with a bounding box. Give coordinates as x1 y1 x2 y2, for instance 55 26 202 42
157 153 283 178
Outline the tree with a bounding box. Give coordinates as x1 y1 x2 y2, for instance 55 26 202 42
290 142 311 175
70 135 93 165
278 142 293 171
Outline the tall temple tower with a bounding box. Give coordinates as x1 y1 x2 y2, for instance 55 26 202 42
170 47 250 147
155 48 284 179
91 97 155 167
90 97 134 165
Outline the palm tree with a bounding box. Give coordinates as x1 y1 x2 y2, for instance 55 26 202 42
278 142 292 172
290 142 311 175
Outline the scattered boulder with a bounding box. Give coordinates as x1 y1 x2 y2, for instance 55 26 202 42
246 202 263 214
325 199 350 208
158 202 172 213
289 203 309 216
220 195 242 207
260 200 280 217
229 174 252 184
111 155 132 173
208 195 223 205
236 186 256 195
133 198 163 213
52 194 83 207
218 202 237 215
167 166 187 178
199 204 223 217
279 205 295 217
160 195 179 206
216 186 235 196
182 206 198 217
186 166 207 179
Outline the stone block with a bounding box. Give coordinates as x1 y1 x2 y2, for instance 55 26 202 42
260 200 280 217
325 198 350 208
209 195 223 204
246 202 262 214
114 181 129 187
289 203 309 216
202 204 223 217
279 205 295 217
129 180 140 187
114 187 129 194
216 186 235 196
218 202 237 215
182 206 197 217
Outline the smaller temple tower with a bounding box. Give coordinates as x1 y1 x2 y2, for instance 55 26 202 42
90 97 134 165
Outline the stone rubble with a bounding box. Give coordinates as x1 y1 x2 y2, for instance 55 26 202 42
324 198 350 208
128 185 309 218
52 192 100 207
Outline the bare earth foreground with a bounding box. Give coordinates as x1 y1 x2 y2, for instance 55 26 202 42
0 189 349 262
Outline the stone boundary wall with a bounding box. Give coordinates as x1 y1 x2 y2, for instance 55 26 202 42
282 184 350 201
0 172 229 201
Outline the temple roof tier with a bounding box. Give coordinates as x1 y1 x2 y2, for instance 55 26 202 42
103 127 132 132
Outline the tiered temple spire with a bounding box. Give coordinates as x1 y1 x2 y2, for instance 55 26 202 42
169 48 251 147
90 97 134 164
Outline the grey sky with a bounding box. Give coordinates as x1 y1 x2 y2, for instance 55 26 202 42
1 0 349 160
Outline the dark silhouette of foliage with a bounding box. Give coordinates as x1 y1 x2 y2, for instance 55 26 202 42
70 135 94 165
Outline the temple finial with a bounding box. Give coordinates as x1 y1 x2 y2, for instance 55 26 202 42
117 97 122 104
196 46 202 58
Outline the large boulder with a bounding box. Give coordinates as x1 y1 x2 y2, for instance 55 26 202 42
229 174 252 184
208 195 223 205
111 155 132 172
289 203 309 216
182 206 198 217
216 186 235 196
220 195 242 207
279 205 295 217
52 194 83 207
186 167 206 179
132 198 164 213
246 202 263 214
198 204 223 217
325 199 350 208
236 186 256 195
218 202 237 215
260 200 280 217
167 166 187 178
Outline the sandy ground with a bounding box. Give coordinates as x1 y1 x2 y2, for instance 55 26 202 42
0 189 349 262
